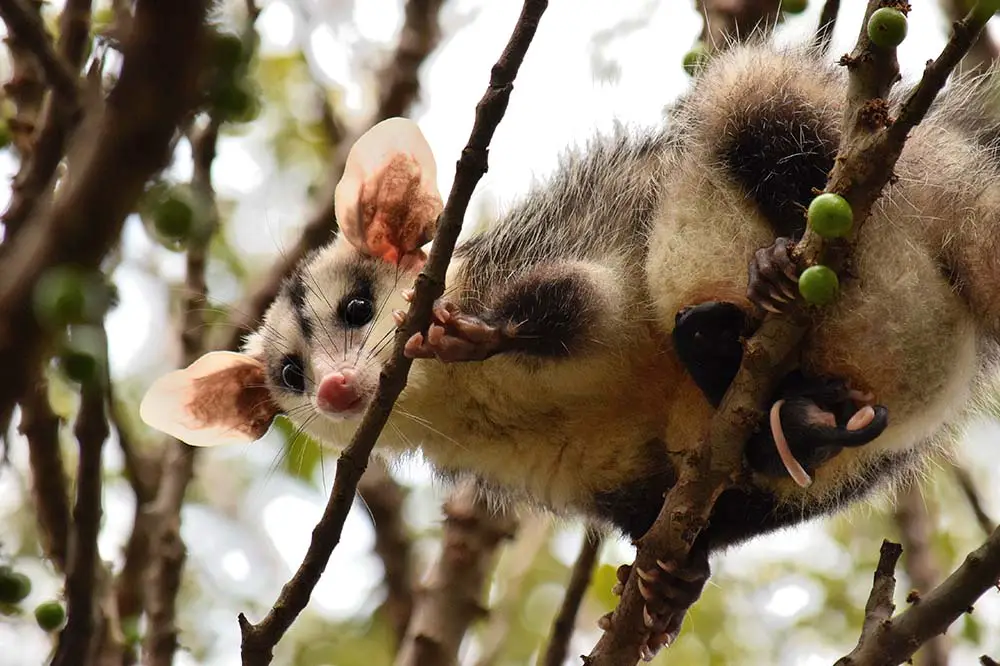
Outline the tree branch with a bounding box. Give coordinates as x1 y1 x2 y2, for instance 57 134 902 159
0 0 79 102
815 0 841 52
696 0 784 53
543 529 603 666
20 372 71 571
394 480 518 666
237 2 549 663
837 526 1000 665
0 0 210 433
52 348 111 666
941 0 998 75
1 0 46 159
953 465 996 537
220 0 447 353
587 2 999 663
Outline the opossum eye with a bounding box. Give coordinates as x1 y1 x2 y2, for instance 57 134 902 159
280 355 306 393
343 298 375 328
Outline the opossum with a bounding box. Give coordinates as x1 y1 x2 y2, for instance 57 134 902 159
139 40 1000 655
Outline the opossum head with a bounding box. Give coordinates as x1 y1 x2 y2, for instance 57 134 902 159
139 118 443 448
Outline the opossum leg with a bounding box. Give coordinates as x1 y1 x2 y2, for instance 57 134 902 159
747 236 799 314
672 301 753 407
403 264 607 362
746 371 889 480
603 538 710 661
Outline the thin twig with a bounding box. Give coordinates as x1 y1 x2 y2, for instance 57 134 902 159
942 0 998 75
0 0 211 433
587 2 999 662
0 0 79 101
953 465 996 537
543 529 603 666
20 372 71 571
219 0 447 353
814 0 841 53
394 481 518 666
836 526 1000 665
51 352 111 666
893 485 949 666
0 0 46 159
237 2 549 663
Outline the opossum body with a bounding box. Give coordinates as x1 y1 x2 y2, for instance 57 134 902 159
141 43 999 563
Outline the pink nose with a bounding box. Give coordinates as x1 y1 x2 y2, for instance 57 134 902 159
316 370 361 413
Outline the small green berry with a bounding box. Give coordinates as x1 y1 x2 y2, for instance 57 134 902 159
782 0 808 15
683 43 708 76
57 325 107 385
153 194 195 241
798 265 840 305
33 266 112 330
140 183 208 250
34 600 66 632
210 31 246 76
211 77 262 124
0 568 31 604
808 192 854 238
867 7 908 48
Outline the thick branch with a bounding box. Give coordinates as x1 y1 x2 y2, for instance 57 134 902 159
220 0 447 353
20 373 71 570
394 481 518 666
237 3 548 663
942 0 998 74
587 2 998 662
52 369 110 666
837 526 1000 665
543 530 603 666
0 0 210 431
0 0 79 101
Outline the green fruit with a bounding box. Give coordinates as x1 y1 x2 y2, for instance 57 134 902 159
33 266 112 330
34 600 66 632
57 325 107 385
0 118 11 149
211 31 246 76
782 0 808 14
798 264 840 305
141 183 207 249
211 78 262 124
0 568 31 604
867 7 908 48
153 194 195 240
807 192 853 238
683 43 708 76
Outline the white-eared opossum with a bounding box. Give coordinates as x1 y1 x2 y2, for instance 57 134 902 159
141 41 999 585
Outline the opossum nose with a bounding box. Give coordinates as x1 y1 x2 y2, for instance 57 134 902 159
316 370 361 413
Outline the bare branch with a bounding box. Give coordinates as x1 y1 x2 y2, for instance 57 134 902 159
0 0 211 431
543 529 603 666
942 0 998 75
1 0 47 158
20 373 71 571
52 355 110 666
815 0 841 52
237 2 549 662
893 485 949 666
837 526 1000 665
0 0 79 102
587 2 1000 662
394 481 518 666
357 460 415 646
982 656 1000 666
220 0 447 353
953 465 996 537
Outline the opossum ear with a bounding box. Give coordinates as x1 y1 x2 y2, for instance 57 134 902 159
334 117 443 271
139 351 279 448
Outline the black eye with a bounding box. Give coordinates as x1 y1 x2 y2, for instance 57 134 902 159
343 297 375 328
280 355 306 393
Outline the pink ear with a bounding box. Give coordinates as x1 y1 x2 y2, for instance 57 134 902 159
334 117 443 269
139 351 280 448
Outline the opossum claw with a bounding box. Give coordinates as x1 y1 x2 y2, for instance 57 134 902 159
401 298 515 362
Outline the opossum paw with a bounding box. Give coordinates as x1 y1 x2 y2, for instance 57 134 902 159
673 301 751 407
608 558 708 660
747 371 889 487
748 237 799 314
401 299 516 362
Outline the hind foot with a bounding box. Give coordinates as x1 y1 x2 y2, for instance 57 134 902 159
399 298 517 362
748 237 800 314
602 556 709 661
748 371 889 487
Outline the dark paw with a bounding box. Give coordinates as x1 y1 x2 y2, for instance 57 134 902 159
400 298 515 362
674 301 754 407
747 237 799 314
602 553 710 661
746 371 889 486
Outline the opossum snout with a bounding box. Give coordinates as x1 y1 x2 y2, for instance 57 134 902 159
316 369 364 415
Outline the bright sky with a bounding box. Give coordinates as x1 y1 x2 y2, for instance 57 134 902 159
2 2 1000 665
